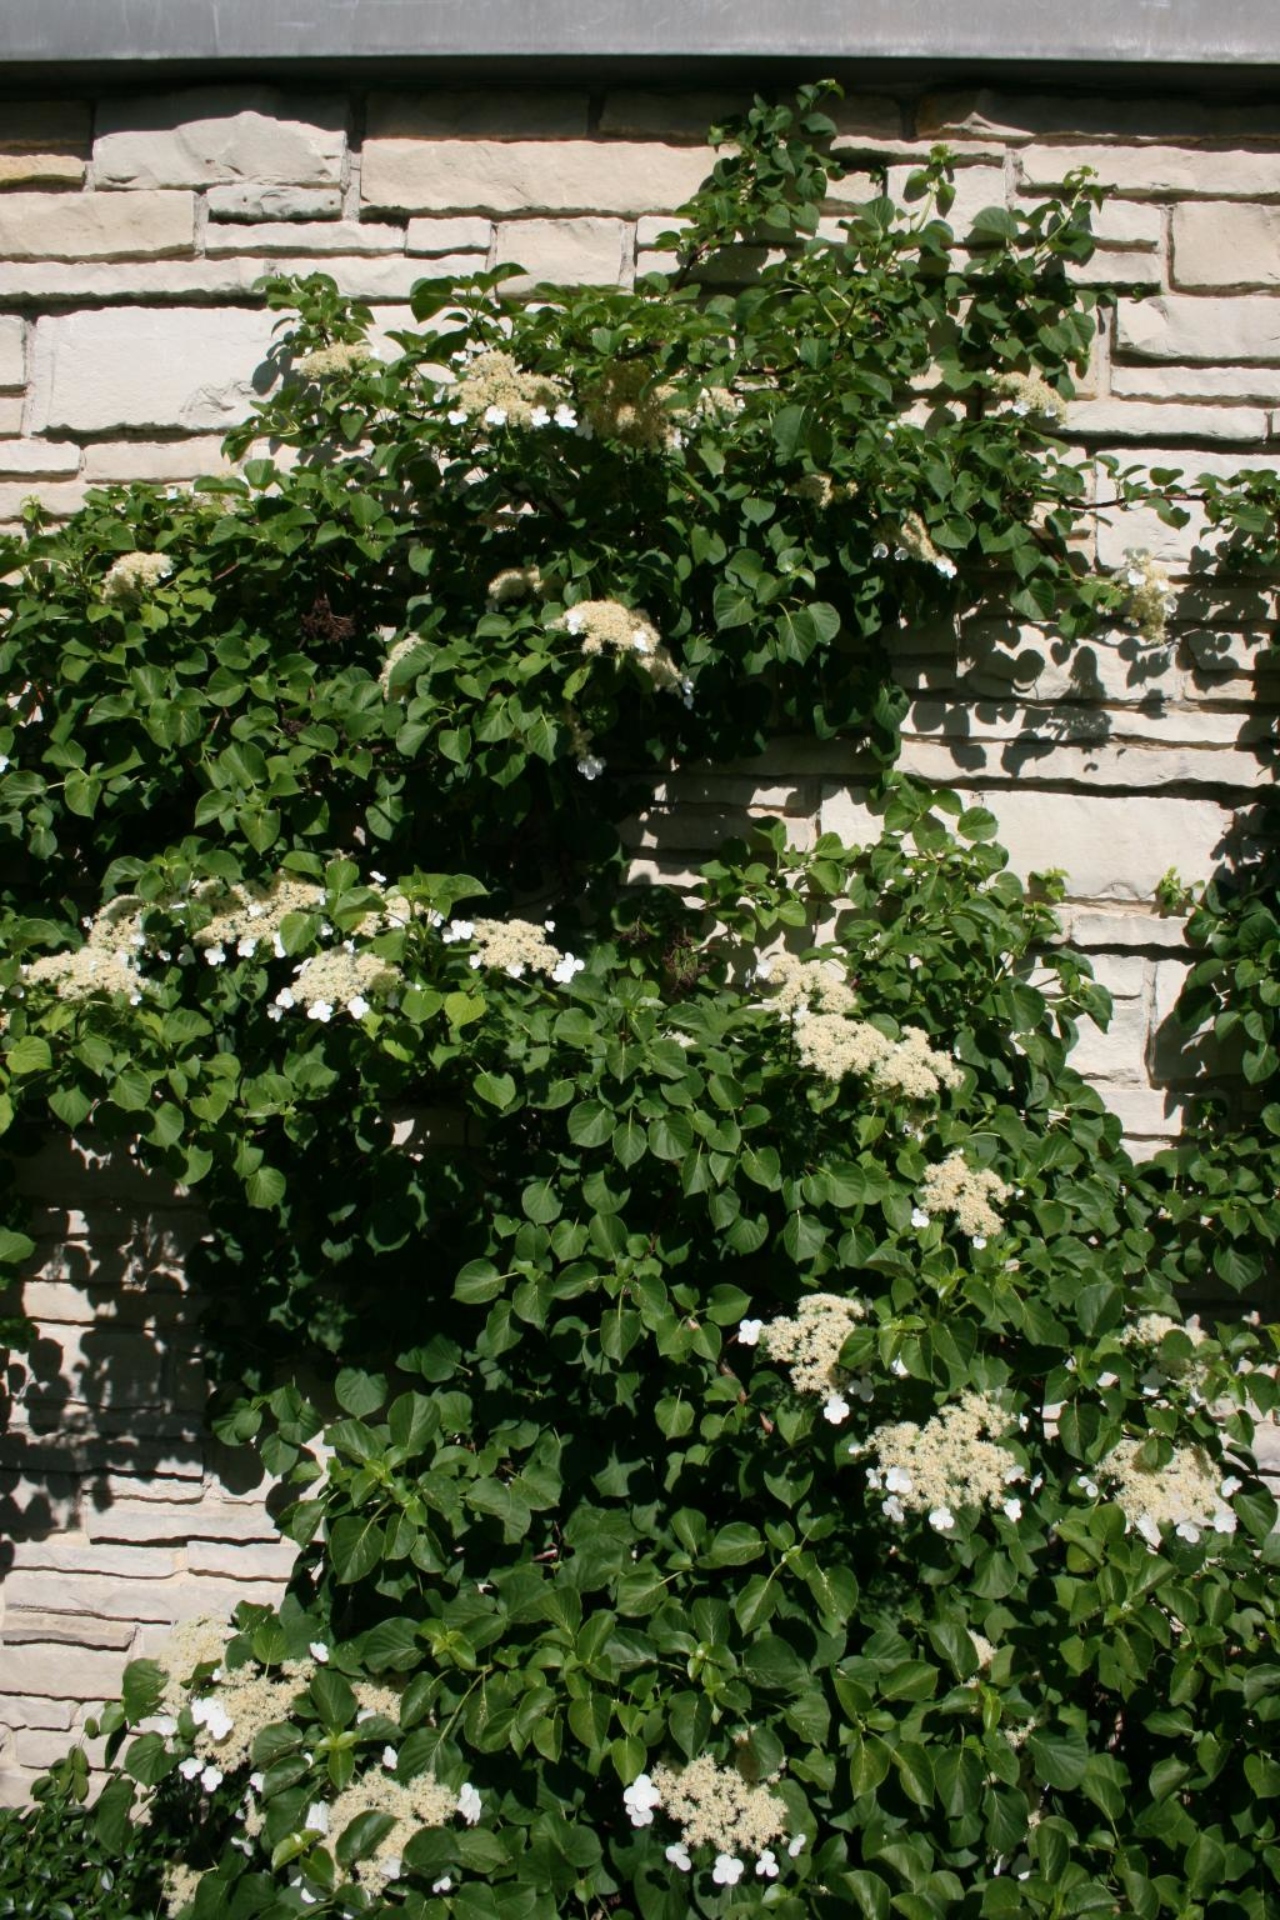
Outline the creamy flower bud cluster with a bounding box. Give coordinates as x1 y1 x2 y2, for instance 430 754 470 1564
191 876 327 958
1100 1437 1239 1548
325 1770 482 1888
625 1756 789 1885
486 565 544 608
296 341 372 379
757 949 857 1018
993 370 1068 425
751 1292 870 1424
102 550 173 603
582 362 677 450
1118 547 1177 643
287 947 399 1022
787 471 855 509
455 915 585 984
880 512 958 580
558 599 688 699
865 1391 1024 1531
447 349 571 430
794 1014 963 1098
919 1153 1010 1237
188 1661 315 1775
379 634 428 698
23 942 145 1005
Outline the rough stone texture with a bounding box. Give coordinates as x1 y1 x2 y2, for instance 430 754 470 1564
0 440 80 477
494 217 630 290
0 191 195 261
93 88 347 189
206 183 343 221
0 319 25 391
1018 145 1280 198
30 306 279 433
1065 398 1271 443
361 138 713 217
81 438 234 483
205 218 406 256
1172 202 1280 289
406 215 493 254
1110 361 1280 402
0 154 85 188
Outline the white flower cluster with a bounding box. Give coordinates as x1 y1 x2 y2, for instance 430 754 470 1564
446 915 585 984
486 565 544 608
757 949 857 1018
191 875 327 960
993 370 1068 424
296 341 372 379
1117 547 1177 643
787 471 854 509
918 1152 1009 1239
1122 1311 1211 1401
582 362 677 450
276 945 399 1023
558 599 691 704
22 941 145 1005
1099 1437 1240 1549
445 348 575 431
102 550 172 603
863 1390 1025 1531
623 1755 793 1886
316 1770 482 1889
794 1014 963 1098
741 1292 871 1424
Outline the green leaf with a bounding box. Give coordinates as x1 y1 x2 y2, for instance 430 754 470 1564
336 1368 388 1416
475 1070 517 1109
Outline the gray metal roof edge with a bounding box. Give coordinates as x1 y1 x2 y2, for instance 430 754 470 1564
2 0 1279 69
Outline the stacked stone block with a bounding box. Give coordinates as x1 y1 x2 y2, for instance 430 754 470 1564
0 81 1277 1794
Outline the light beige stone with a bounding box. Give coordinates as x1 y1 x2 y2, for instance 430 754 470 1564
186 1538 297 1579
0 1697 74 1731
13 1729 105 1771
1106 1084 1184 1138
0 316 24 390
494 217 629 291
1086 201 1165 250
1063 906 1192 950
82 438 234 483
883 164 1009 238
205 183 342 221
0 190 194 260
1173 202 1280 289
898 735 1259 793
361 138 712 217
1066 398 1269 444
0 440 80 478
958 622 1182 705
1110 362 1280 403
1090 954 1149 998
1018 146 1280 199
93 88 347 189
0 153 85 188
820 785 1234 902
1068 996 1151 1082
1065 248 1164 290
205 218 405 256
8 1539 179 1579
2 1571 278 1623
368 91 588 141
0 256 450 304
0 479 89 522
406 215 492 254
30 306 278 434
0 397 23 435
86 1503 280 1544
0 1645 129 1699
1 1612 137 1649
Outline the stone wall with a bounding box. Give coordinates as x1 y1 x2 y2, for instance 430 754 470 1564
0 78 1276 1801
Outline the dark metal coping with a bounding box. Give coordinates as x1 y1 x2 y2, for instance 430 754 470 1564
1 0 1279 90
